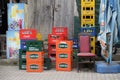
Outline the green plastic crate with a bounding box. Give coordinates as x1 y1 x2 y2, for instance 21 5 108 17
19 59 26 70
19 49 26 60
26 40 43 51
73 49 79 62
44 57 52 70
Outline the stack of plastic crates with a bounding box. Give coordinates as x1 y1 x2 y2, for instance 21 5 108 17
48 27 68 62
26 40 44 72
19 29 37 70
69 38 79 62
56 40 73 71
80 0 96 54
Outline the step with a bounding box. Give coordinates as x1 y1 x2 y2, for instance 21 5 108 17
95 61 120 73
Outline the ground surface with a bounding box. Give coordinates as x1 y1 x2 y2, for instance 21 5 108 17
0 65 120 80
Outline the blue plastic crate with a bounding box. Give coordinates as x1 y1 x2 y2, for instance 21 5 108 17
72 44 79 49
119 63 120 72
20 40 27 50
72 38 78 44
20 40 35 50
95 61 120 73
69 38 78 44
80 27 96 36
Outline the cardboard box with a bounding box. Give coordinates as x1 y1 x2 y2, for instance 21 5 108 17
6 31 20 59
7 3 28 30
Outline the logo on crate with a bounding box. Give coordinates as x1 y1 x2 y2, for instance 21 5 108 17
22 31 32 34
59 54 68 58
29 54 39 59
59 43 68 48
20 29 36 39
28 47 39 51
80 27 96 36
59 63 68 68
30 64 39 69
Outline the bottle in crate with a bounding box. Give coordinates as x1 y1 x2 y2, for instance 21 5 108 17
48 51 56 62
48 34 65 44
36 33 42 41
19 49 26 60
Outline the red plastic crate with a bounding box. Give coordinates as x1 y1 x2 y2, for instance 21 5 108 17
48 44 56 52
20 29 37 40
26 61 43 72
48 50 56 54
56 61 72 71
56 51 72 62
48 52 56 62
52 27 68 39
26 51 44 62
48 34 65 44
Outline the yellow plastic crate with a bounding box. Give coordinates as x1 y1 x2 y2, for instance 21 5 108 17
81 21 95 27
91 46 95 54
81 20 95 27
81 14 95 20
81 0 95 6
90 37 96 54
81 14 95 27
81 5 95 14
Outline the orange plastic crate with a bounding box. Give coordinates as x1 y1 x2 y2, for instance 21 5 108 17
56 40 73 51
26 61 43 72
48 34 65 44
56 61 72 71
20 29 37 40
56 51 73 62
26 51 44 62
52 27 68 39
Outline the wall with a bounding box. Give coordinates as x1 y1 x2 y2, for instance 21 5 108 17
28 0 74 40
